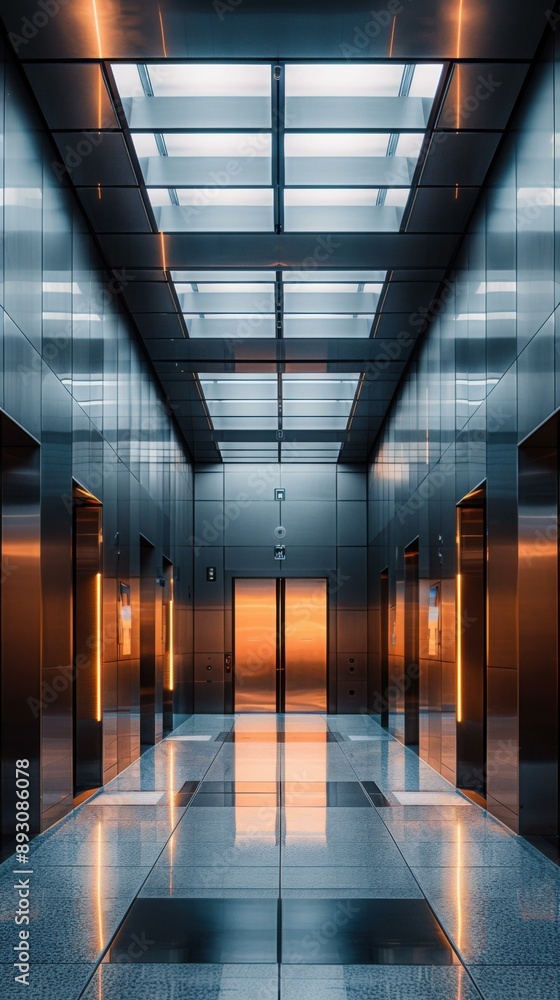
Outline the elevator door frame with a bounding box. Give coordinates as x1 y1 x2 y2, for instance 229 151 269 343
456 482 487 798
233 577 328 713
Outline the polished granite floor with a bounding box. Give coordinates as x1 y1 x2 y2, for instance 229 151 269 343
1 714 560 999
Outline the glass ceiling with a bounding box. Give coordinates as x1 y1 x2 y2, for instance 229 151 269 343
112 61 442 234
110 61 443 462
198 372 361 463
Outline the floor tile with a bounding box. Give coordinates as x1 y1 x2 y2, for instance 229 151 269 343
281 965 481 999
281 898 459 965
0 964 95 1000
108 898 279 963
83 964 279 1000
468 965 560 999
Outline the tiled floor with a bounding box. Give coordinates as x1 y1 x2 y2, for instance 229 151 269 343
1 714 559 998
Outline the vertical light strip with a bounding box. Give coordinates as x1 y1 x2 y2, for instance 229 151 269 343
96 821 104 951
169 598 174 691
456 819 463 957
389 16 397 57
158 3 169 57
92 0 103 58
456 0 464 129
96 572 102 723
160 232 167 271
456 572 462 723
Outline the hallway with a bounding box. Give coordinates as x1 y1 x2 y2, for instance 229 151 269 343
1 714 558 1000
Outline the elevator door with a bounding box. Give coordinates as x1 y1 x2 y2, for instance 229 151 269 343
284 579 327 712
234 579 327 712
234 579 277 712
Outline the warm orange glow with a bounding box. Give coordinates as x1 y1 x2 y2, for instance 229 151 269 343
96 572 102 723
168 740 174 891
158 4 168 57
96 821 104 950
92 0 103 58
456 0 464 129
97 183 102 201
456 0 464 58
389 16 396 58
456 573 462 723
160 232 167 271
168 598 174 691
455 183 459 200
456 820 463 954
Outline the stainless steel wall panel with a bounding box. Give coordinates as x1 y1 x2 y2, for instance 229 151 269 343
337 681 367 714
518 427 558 835
281 501 336 547
337 654 367 682
1 423 41 841
337 501 366 546
194 610 225 653
336 548 367 608
337 609 367 652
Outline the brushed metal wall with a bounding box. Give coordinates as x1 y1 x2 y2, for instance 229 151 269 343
0 39 194 836
368 30 560 833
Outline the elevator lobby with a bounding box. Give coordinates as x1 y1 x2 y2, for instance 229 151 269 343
0 0 560 997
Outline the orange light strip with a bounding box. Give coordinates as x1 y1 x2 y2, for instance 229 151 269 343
92 0 103 58
96 821 104 950
160 232 167 271
158 4 168 58
456 573 462 723
389 16 397 58
456 0 464 130
456 820 463 955
96 572 102 722
169 598 174 691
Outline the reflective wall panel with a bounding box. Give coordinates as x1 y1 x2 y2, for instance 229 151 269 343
367 29 560 833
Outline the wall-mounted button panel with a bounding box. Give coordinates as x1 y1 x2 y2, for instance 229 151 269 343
337 653 367 681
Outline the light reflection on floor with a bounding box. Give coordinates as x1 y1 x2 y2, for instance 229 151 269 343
1 714 558 1000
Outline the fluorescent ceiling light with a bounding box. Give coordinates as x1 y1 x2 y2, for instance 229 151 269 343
285 134 391 157
163 134 271 157
408 64 444 98
146 64 271 97
111 64 144 98
285 283 361 294
285 64 405 97
475 281 516 293
192 283 275 294
43 282 81 293
285 189 380 207
131 133 160 158
384 189 410 207
395 133 425 158
176 189 273 207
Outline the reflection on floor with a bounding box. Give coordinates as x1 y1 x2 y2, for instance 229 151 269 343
1 714 559 999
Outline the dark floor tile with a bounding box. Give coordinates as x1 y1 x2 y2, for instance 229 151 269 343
173 781 200 807
362 781 391 808
282 898 458 966
108 898 278 964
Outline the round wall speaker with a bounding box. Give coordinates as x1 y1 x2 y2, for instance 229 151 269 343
274 525 287 539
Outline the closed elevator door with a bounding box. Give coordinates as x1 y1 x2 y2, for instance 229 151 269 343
234 578 327 712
